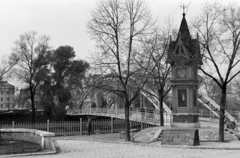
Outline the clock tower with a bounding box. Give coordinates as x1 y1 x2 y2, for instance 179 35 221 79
166 12 202 128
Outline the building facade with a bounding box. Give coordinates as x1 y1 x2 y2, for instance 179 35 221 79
0 81 15 110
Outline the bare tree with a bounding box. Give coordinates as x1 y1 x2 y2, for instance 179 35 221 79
11 31 51 123
192 2 240 142
139 25 173 126
0 54 19 80
87 0 156 141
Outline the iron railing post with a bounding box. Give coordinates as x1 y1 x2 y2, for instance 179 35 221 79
47 120 49 132
80 118 82 135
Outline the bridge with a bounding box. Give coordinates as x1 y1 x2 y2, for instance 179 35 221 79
68 91 240 133
67 107 172 126
67 73 240 137
74 76 238 122
67 107 238 128
71 88 239 123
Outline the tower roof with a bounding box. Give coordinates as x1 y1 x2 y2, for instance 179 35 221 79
166 13 202 65
178 14 191 43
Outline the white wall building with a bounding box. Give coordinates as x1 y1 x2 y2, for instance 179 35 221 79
0 81 15 110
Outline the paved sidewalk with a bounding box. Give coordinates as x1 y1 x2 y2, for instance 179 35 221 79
58 134 240 150
13 134 240 158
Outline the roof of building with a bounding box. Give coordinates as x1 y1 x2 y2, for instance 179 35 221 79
0 81 15 89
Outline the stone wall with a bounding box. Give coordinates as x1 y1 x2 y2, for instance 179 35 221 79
0 132 42 145
0 128 55 150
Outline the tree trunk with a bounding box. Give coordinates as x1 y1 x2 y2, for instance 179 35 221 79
219 86 227 142
31 92 36 123
159 98 164 126
124 100 131 141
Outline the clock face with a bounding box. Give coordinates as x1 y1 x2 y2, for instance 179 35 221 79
177 68 187 79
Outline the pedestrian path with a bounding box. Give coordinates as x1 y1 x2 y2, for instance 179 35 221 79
13 134 240 158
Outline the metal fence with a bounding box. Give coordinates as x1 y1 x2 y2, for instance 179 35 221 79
2 108 239 136
0 118 159 136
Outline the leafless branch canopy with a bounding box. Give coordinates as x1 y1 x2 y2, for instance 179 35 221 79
87 0 156 101
192 2 240 87
11 31 51 88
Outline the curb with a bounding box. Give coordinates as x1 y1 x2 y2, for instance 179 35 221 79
0 139 60 157
55 137 240 150
160 145 240 150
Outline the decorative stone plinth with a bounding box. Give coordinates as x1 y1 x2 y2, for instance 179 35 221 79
171 113 200 128
161 128 200 146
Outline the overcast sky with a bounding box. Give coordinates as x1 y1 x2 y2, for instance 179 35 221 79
0 0 237 65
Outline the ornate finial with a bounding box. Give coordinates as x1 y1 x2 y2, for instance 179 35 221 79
180 4 187 17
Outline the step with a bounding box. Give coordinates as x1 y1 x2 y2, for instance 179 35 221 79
157 132 163 141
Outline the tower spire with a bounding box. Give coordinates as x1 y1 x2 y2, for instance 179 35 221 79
178 4 191 43
180 4 187 17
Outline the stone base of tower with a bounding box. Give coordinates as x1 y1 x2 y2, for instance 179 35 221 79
171 113 200 128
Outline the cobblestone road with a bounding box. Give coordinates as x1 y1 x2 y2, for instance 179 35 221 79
16 139 240 158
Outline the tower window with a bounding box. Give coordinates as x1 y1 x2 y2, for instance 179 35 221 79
178 89 187 107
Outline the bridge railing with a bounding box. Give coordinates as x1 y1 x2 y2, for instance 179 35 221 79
67 107 240 122
67 107 173 125
67 107 168 117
